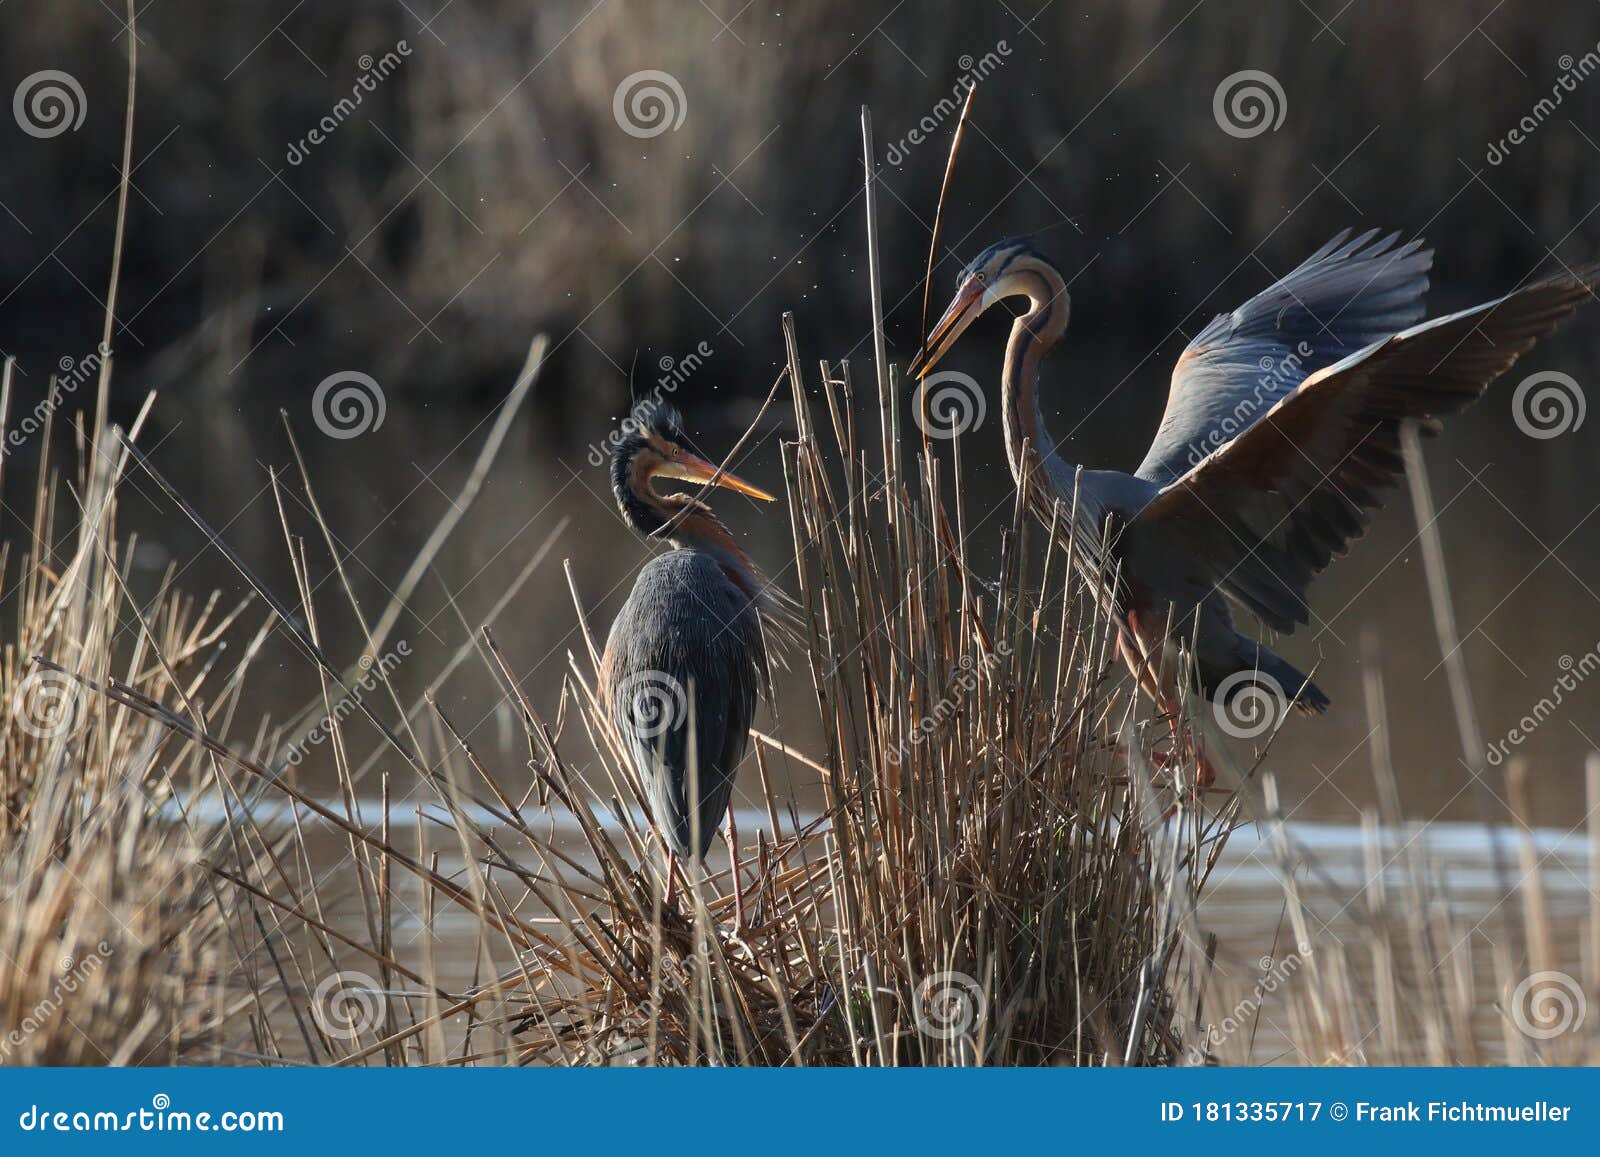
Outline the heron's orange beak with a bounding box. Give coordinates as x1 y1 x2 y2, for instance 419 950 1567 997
908 280 990 380
655 450 776 502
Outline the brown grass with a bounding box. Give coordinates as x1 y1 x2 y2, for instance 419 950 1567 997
0 364 257 1064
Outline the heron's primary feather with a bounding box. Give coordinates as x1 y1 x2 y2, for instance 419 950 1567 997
1135 228 1433 487
1137 264 1600 632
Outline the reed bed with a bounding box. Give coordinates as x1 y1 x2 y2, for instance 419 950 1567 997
0 364 258 1064
1199 749 1600 1066
9 324 1598 1067
19 285 1240 1065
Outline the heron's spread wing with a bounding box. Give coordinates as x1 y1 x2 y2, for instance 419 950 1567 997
1135 229 1433 487
1136 265 1599 633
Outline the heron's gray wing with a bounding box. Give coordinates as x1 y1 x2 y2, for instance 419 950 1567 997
1135 229 1433 486
603 552 763 858
1136 266 1598 632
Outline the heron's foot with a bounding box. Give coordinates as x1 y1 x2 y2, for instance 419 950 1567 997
1154 727 1218 821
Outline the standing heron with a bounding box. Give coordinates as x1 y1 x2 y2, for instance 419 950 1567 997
909 229 1597 791
602 402 782 921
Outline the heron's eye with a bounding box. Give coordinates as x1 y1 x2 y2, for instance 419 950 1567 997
974 272 986 283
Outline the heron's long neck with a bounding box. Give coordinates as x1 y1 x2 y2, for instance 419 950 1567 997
1001 272 1072 512
657 498 764 602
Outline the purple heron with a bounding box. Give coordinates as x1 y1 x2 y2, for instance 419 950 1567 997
909 229 1597 792
602 402 782 919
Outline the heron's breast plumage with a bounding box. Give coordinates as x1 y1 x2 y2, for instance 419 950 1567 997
602 550 765 858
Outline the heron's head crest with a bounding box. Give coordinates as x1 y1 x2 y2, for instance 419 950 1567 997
963 235 1044 283
642 401 685 443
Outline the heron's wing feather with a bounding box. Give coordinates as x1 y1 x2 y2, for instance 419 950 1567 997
603 552 763 858
1135 229 1433 486
1137 265 1598 632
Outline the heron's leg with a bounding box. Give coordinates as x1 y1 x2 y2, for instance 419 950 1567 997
1165 709 1217 797
1152 704 1217 823
664 851 680 909
724 812 747 934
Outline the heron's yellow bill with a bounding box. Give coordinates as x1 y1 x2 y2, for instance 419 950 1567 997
908 281 987 380
655 450 776 502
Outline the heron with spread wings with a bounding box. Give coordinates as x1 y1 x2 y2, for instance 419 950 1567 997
909 229 1597 791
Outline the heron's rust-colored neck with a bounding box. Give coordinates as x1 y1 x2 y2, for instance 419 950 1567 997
1001 262 1072 507
654 494 765 599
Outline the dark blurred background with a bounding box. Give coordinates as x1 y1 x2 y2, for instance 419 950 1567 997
4 0 1600 823
8 2 1600 404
